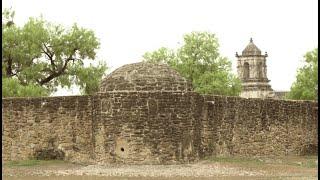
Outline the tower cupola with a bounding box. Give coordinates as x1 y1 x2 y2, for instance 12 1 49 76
236 38 274 98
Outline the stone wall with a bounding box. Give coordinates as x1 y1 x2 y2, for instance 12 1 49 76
2 96 95 163
2 93 318 164
92 92 200 164
200 95 318 157
2 92 201 164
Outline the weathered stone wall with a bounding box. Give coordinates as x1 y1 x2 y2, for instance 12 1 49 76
200 95 318 157
92 92 200 164
2 96 95 163
2 93 318 164
2 92 201 164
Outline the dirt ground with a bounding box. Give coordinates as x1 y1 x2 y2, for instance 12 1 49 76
2 156 318 180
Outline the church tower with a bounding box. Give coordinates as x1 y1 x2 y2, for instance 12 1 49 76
236 38 274 98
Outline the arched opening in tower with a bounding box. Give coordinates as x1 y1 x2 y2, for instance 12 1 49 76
258 62 263 78
244 62 250 79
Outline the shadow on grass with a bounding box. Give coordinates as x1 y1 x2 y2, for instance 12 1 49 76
4 159 66 167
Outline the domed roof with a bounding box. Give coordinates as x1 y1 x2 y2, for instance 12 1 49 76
99 62 193 92
242 38 262 56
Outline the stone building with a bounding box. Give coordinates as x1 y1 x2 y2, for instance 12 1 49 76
236 38 275 98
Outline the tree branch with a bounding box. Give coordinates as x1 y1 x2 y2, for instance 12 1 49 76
41 43 56 70
6 54 14 77
38 52 75 85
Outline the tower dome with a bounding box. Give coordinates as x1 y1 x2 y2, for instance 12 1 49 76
242 38 262 56
99 62 193 92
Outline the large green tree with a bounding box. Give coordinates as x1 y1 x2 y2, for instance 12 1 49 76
143 32 241 96
286 48 318 100
2 9 107 97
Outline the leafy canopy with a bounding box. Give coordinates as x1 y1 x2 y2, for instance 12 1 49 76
143 31 241 96
2 8 107 97
286 48 318 100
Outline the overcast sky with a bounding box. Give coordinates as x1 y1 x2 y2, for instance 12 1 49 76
3 0 318 95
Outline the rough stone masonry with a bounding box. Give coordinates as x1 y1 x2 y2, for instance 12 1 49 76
2 62 318 164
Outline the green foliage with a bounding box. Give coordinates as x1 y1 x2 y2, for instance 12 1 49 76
143 31 241 96
143 47 175 65
2 9 107 97
286 48 318 100
194 71 242 95
70 62 107 95
2 77 49 97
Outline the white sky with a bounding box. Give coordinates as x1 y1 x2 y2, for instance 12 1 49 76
3 0 318 95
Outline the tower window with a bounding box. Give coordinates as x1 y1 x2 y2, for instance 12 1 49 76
258 62 263 78
244 62 250 79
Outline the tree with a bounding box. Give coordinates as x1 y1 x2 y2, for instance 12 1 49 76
143 47 175 65
2 77 49 97
143 31 241 96
2 9 107 97
286 48 318 100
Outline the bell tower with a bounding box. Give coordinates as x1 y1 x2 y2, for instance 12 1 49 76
236 38 274 98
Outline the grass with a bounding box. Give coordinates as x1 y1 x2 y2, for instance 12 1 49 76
205 156 265 166
282 156 318 168
299 159 318 168
4 159 66 167
205 155 318 168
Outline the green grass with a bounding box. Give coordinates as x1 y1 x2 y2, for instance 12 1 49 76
268 155 318 168
4 159 66 167
204 155 318 168
205 156 265 165
301 159 318 168
284 157 318 168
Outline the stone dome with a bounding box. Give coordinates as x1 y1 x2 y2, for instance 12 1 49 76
242 38 262 56
99 62 193 92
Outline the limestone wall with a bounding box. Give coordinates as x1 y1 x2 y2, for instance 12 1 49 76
201 95 318 157
93 92 200 164
2 96 95 163
2 93 318 164
2 92 201 164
